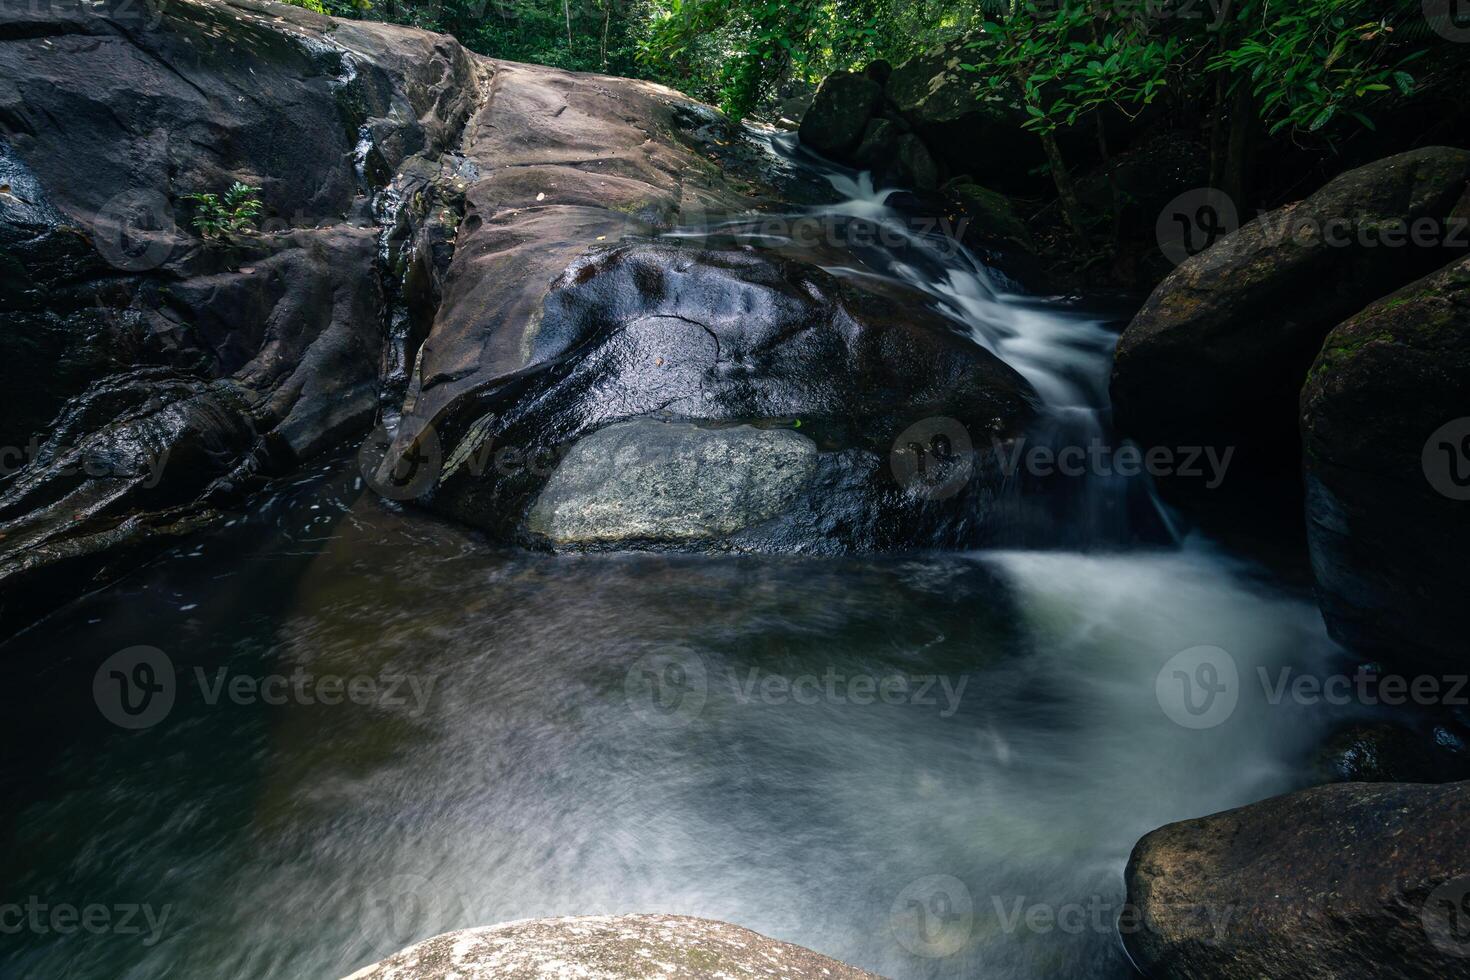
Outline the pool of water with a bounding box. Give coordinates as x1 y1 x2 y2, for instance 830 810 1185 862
0 451 1346 980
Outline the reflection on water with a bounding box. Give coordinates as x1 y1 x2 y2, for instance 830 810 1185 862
0 454 1340 979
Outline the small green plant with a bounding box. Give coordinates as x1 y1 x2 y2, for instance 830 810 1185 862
184 182 264 239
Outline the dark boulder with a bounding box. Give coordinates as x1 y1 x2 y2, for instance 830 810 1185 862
0 370 261 632
798 71 883 158
852 118 901 173
883 37 1094 196
893 134 941 191
1125 780 1470 980
1111 146 1470 510
946 182 1034 256
0 0 479 634
418 240 1038 553
1315 721 1470 785
1301 255 1470 673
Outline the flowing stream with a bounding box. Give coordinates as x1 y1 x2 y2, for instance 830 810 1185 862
0 133 1355 980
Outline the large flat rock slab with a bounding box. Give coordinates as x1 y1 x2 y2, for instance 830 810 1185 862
345 914 885 980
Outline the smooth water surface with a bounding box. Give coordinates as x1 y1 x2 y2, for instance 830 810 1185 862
0 453 1345 980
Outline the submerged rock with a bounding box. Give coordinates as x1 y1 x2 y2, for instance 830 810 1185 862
1301 255 1470 674
1111 146 1470 509
420 240 1038 553
1124 781 1470 980
526 421 819 548
345 914 883 980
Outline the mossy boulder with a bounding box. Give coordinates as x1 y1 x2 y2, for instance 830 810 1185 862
1301 254 1470 673
946 181 1034 255
1111 146 1470 512
798 71 883 158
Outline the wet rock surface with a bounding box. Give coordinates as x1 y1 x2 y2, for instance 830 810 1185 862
1315 721 1470 785
1301 254 1470 675
1124 781 1470 980
1111 146 1470 509
346 914 885 980
419 240 1037 552
0 0 482 632
0 0 809 632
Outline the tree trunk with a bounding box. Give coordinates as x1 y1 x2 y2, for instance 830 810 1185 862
1207 75 1228 189
1041 131 1090 247
1207 1 1238 193
564 0 573 51
601 0 610 71
1223 83 1258 214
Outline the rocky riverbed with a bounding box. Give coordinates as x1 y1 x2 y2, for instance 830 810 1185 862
3 3 1469 979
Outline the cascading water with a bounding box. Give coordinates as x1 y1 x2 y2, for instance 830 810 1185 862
0 129 1349 980
676 130 1178 549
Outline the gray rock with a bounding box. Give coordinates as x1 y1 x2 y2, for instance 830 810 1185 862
1124 781 1470 980
946 182 1034 254
528 421 818 547
0 0 782 635
344 914 884 980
